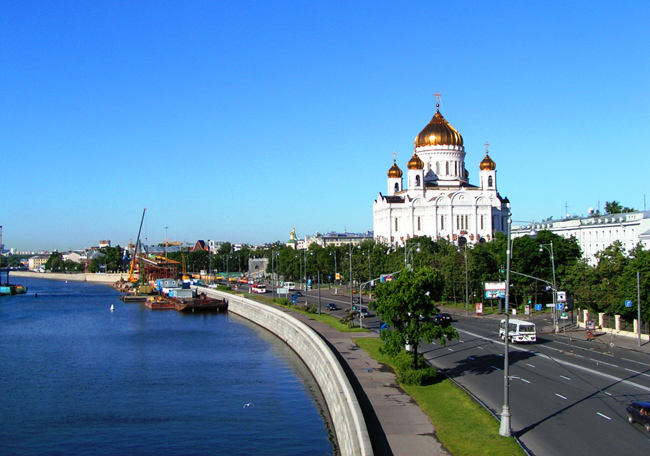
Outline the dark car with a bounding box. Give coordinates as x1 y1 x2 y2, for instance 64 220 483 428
353 297 363 305
294 291 304 297
433 313 452 325
326 303 338 311
359 307 370 317
626 401 650 432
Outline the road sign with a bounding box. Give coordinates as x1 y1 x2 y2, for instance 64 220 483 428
557 291 567 302
625 300 633 308
556 303 564 310
535 304 543 311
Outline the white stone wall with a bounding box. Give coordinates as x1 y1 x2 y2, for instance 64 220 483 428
203 288 373 456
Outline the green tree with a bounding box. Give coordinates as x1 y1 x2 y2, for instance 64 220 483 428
604 201 635 214
372 267 458 369
45 251 65 272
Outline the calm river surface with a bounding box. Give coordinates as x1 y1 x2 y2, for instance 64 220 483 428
0 277 334 455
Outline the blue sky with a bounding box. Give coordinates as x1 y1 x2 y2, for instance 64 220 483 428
2 1 648 252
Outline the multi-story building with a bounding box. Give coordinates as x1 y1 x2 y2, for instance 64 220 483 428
511 211 650 265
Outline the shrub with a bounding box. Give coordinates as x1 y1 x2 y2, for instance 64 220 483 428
391 351 438 386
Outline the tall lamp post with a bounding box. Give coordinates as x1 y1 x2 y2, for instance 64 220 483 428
404 242 421 271
499 212 513 437
539 240 558 333
349 243 354 312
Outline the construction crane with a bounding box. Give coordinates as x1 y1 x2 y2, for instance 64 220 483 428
181 254 190 280
128 208 147 283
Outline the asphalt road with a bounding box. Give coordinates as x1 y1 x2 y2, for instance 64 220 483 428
234 282 650 455
422 314 650 455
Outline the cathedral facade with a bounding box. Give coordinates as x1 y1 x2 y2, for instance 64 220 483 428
373 98 510 247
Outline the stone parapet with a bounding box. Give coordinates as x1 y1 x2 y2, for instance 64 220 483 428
202 288 373 456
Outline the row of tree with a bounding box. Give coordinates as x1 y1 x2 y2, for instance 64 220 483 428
167 232 648 323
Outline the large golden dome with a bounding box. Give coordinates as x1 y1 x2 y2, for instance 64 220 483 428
479 153 496 170
387 160 403 178
414 104 464 148
407 152 424 170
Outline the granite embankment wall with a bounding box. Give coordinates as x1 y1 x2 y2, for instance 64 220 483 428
203 288 373 456
10 271 373 455
9 271 130 284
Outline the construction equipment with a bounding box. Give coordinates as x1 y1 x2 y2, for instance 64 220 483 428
128 208 147 283
181 254 190 280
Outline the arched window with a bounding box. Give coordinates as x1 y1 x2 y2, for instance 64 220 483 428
436 162 440 174
415 175 421 187
446 162 449 175
488 176 493 187
394 183 399 192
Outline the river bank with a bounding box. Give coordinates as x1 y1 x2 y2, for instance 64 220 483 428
8 270 131 284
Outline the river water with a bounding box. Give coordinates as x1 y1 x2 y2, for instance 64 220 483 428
0 277 334 455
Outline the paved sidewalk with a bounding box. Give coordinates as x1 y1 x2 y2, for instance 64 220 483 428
287 309 450 456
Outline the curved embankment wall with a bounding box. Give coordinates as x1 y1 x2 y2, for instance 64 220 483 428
9 271 129 284
204 288 373 456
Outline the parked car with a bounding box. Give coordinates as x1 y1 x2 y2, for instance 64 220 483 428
432 313 452 325
626 401 650 432
326 303 338 311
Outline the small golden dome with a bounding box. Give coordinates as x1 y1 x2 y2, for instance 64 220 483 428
479 153 496 170
407 152 424 170
414 104 463 148
387 160 403 178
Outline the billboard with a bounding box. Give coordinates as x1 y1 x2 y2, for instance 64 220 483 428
484 281 506 299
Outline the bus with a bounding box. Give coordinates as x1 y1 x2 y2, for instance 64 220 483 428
499 319 536 343
251 283 266 294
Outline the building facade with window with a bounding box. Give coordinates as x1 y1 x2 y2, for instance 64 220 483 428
511 211 650 265
373 99 510 247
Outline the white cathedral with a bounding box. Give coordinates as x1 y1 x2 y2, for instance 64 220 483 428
373 97 510 247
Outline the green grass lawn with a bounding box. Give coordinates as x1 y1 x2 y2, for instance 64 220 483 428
354 338 525 456
237 292 370 332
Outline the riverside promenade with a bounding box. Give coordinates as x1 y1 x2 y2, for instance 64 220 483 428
282 308 450 456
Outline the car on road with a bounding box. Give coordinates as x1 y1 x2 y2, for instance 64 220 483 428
326 303 339 311
294 291 304 297
358 307 369 317
626 401 650 432
432 313 452 325
353 297 363 305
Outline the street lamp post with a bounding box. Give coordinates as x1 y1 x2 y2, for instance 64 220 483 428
404 242 421 271
164 226 168 258
540 240 558 333
349 243 353 312
499 212 513 437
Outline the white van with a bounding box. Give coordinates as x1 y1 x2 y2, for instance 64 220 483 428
499 319 536 343
284 282 295 291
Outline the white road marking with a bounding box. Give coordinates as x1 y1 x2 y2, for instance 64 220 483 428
477 346 485 350
597 412 611 420
456 328 650 393
448 348 454 352
491 366 500 371
589 359 619 368
555 393 567 400
622 358 650 367
625 368 650 378
526 363 536 368
560 375 571 381
520 378 531 384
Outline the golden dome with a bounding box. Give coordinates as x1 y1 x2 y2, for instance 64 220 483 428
387 160 403 178
414 104 464 148
407 152 424 170
479 153 496 170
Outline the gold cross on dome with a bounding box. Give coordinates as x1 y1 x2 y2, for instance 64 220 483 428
435 91 441 105
393 151 397 162
484 141 490 152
